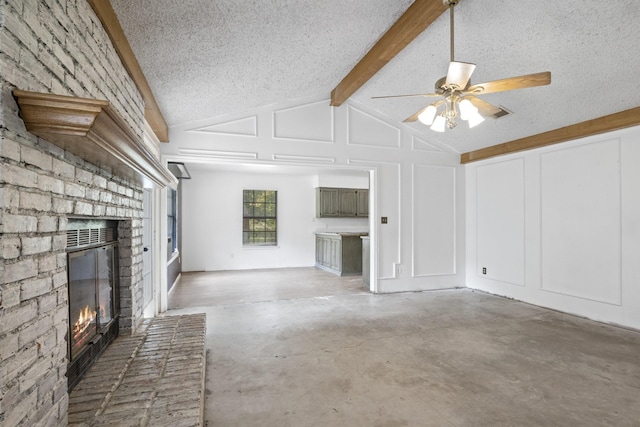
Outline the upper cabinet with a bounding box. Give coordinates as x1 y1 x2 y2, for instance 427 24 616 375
316 187 368 218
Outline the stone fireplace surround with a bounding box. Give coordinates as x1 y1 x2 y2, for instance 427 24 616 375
0 90 174 425
0 2 180 424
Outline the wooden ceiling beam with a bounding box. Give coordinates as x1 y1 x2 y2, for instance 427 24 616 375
330 0 449 106
460 106 640 163
88 0 169 142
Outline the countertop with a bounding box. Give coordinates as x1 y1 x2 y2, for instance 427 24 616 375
315 231 369 237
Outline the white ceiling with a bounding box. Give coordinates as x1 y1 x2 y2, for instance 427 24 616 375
110 0 640 154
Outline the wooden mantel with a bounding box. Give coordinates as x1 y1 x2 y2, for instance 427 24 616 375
13 90 177 188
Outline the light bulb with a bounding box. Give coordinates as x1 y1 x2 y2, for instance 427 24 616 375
430 114 446 132
467 110 485 128
418 105 437 126
458 99 476 121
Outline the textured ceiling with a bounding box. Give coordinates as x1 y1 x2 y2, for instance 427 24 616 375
111 0 640 153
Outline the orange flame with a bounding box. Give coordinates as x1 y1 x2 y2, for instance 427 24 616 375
73 305 96 339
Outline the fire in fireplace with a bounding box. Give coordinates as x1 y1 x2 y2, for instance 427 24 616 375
66 219 120 390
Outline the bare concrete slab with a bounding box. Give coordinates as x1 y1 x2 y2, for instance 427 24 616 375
168 274 640 427
68 314 206 427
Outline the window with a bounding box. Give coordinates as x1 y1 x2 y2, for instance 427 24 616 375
167 188 177 256
243 190 277 246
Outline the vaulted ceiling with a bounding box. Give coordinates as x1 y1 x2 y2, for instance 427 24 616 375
109 0 640 154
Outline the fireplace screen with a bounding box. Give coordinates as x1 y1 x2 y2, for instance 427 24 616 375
68 244 118 360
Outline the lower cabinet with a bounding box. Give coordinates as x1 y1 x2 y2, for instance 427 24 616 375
315 232 366 276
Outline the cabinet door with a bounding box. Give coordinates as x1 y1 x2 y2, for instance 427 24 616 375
356 189 368 217
323 237 332 266
316 236 323 264
330 237 341 270
339 189 358 217
316 188 340 217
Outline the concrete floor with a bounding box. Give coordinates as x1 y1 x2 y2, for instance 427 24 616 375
168 267 640 426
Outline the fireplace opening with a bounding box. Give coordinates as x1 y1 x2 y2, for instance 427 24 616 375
66 219 121 391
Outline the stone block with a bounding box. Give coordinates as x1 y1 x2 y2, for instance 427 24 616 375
0 300 38 336
38 174 65 194
4 163 38 188
51 197 74 214
3 258 38 284
0 186 20 207
107 181 119 193
20 276 52 301
38 254 58 273
52 234 66 251
18 312 53 347
65 182 85 198
93 174 107 189
1 213 38 233
85 188 100 201
99 191 113 203
2 237 21 259
0 332 19 362
21 236 52 255
52 271 67 289
52 158 74 179
74 201 93 215
38 292 58 315
21 145 52 171
1 282 21 309
75 168 92 185
38 216 58 233
52 38 74 74
93 204 106 216
19 190 52 211
20 357 53 393
0 136 21 162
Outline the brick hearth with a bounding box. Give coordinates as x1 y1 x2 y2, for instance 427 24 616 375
68 314 206 426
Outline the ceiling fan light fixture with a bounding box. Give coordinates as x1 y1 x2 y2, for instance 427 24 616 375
467 110 485 128
430 114 446 132
458 98 475 121
418 105 438 125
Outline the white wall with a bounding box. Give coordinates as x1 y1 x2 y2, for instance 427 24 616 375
465 125 640 330
162 95 465 292
181 169 371 271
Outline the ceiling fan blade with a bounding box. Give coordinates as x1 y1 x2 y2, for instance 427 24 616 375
466 71 551 95
445 61 476 89
464 96 510 119
372 93 440 99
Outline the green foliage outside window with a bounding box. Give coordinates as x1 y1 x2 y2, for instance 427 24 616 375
243 190 277 245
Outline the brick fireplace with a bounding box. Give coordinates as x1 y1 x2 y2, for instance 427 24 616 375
0 1 175 425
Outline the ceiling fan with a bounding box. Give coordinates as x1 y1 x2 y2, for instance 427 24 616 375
374 0 551 132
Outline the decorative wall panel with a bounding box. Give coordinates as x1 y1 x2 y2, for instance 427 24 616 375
179 148 258 160
476 159 525 285
412 135 441 152
273 100 334 142
413 165 456 276
188 116 258 137
540 139 622 305
347 105 401 148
